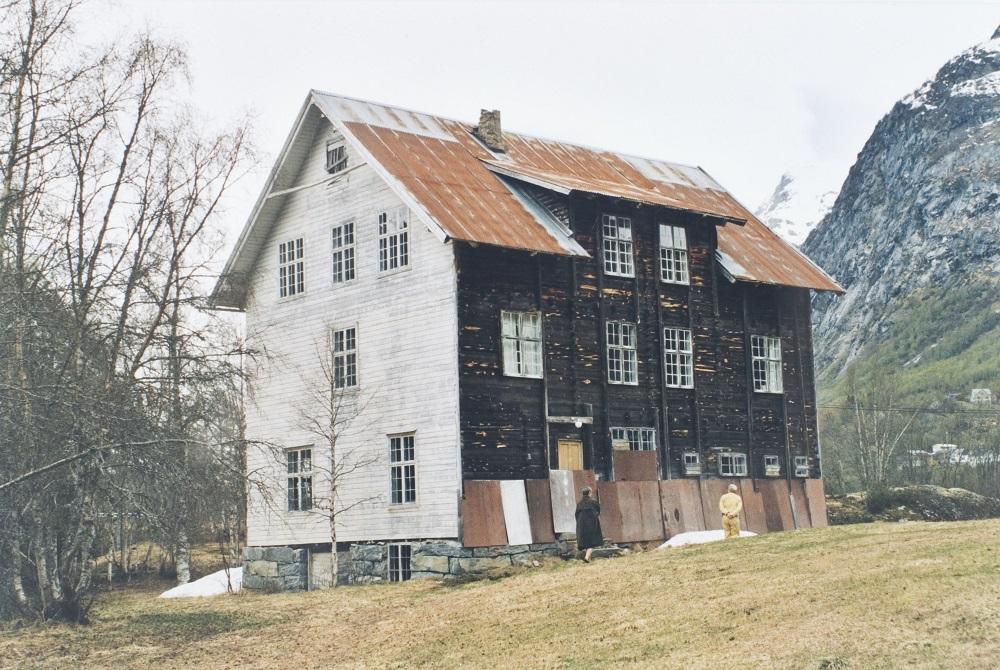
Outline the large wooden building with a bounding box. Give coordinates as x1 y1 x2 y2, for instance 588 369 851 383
213 92 842 589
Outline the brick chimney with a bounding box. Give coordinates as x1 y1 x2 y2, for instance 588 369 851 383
474 109 505 152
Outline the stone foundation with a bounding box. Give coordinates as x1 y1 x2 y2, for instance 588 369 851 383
242 546 308 591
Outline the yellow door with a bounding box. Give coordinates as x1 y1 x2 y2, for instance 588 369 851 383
557 439 584 470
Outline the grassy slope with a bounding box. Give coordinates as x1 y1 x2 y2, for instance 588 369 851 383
3 521 1000 670
818 279 1000 406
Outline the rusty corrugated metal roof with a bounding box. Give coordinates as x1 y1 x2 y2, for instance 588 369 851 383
317 93 842 293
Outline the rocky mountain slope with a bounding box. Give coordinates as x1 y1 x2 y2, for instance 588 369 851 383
754 167 839 245
803 26 1000 391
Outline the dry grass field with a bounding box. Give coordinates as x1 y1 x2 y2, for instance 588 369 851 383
2 520 999 670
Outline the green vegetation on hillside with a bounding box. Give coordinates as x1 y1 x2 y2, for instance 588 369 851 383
2 521 1000 669
819 278 1000 406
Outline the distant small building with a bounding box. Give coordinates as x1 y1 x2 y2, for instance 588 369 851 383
970 388 994 405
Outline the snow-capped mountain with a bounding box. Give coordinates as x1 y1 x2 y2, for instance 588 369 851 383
754 168 840 245
803 25 1000 378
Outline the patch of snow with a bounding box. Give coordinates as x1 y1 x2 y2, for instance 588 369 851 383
658 530 757 549
159 567 242 598
951 71 1000 98
754 166 841 245
903 80 935 110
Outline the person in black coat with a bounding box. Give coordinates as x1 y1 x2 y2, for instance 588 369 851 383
575 486 602 562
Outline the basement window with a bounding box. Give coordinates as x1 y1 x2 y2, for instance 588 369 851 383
378 207 410 273
287 448 313 511
389 433 416 504
278 238 305 298
795 456 810 478
751 335 783 393
326 141 347 174
602 214 634 277
683 451 701 476
659 224 690 284
664 327 694 388
611 427 656 451
764 454 780 477
333 326 358 389
501 311 543 378
606 321 638 385
331 221 356 283
388 544 412 582
718 452 748 477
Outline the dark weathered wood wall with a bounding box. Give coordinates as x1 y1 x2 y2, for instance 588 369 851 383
456 192 819 483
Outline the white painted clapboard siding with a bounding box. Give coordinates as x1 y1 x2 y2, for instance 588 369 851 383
244 109 461 547
549 471 576 534
499 480 532 546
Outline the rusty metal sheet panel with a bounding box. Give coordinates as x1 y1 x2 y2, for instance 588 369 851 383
659 480 686 537
525 478 556 543
759 479 795 531
613 450 659 481
638 481 666 542
790 480 812 529
667 479 707 534
549 470 576 534
805 478 829 528
500 480 533 546
572 469 598 498
700 478 732 531
461 481 508 548
738 479 768 535
616 482 644 542
596 481 623 544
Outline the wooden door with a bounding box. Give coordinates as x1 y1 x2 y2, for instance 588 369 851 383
557 439 584 470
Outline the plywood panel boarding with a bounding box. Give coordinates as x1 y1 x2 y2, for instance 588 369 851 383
461 481 508 548
549 470 577 534
596 481 623 544
500 480 533 546
525 478 556 543
737 479 768 535
613 451 659 481
805 478 828 528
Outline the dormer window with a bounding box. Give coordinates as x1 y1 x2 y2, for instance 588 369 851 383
326 141 347 174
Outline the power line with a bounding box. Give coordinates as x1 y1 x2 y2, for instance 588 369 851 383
818 404 1000 416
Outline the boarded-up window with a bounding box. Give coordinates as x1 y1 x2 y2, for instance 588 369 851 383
602 214 634 277
501 311 543 378
287 448 313 511
664 327 694 388
332 221 355 283
606 321 638 385
333 327 357 389
751 335 783 393
390 434 416 504
378 207 409 273
278 238 304 298
659 224 689 284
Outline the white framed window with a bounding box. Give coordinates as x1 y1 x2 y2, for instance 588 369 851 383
331 221 356 283
333 327 357 389
664 327 694 388
602 214 634 277
764 454 780 477
278 238 305 298
611 427 656 451
751 335 783 393
659 224 689 284
683 451 701 475
388 544 412 582
326 141 347 174
794 456 810 477
501 311 543 378
378 207 410 273
606 321 638 385
718 452 748 477
389 433 416 505
287 447 313 511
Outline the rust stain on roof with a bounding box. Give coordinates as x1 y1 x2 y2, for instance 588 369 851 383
327 93 842 293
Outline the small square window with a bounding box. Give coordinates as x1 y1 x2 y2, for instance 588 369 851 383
764 454 780 477
683 451 701 476
794 456 810 478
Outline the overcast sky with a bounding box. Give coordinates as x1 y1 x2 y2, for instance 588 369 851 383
81 0 999 249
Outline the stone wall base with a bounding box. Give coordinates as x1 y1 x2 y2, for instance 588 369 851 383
242 546 308 591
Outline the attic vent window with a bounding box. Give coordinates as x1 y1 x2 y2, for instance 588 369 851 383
326 141 347 174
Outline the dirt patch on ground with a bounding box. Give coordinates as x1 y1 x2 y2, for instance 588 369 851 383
827 485 1000 525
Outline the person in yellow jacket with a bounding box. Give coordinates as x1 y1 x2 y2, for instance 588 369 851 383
719 483 743 539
